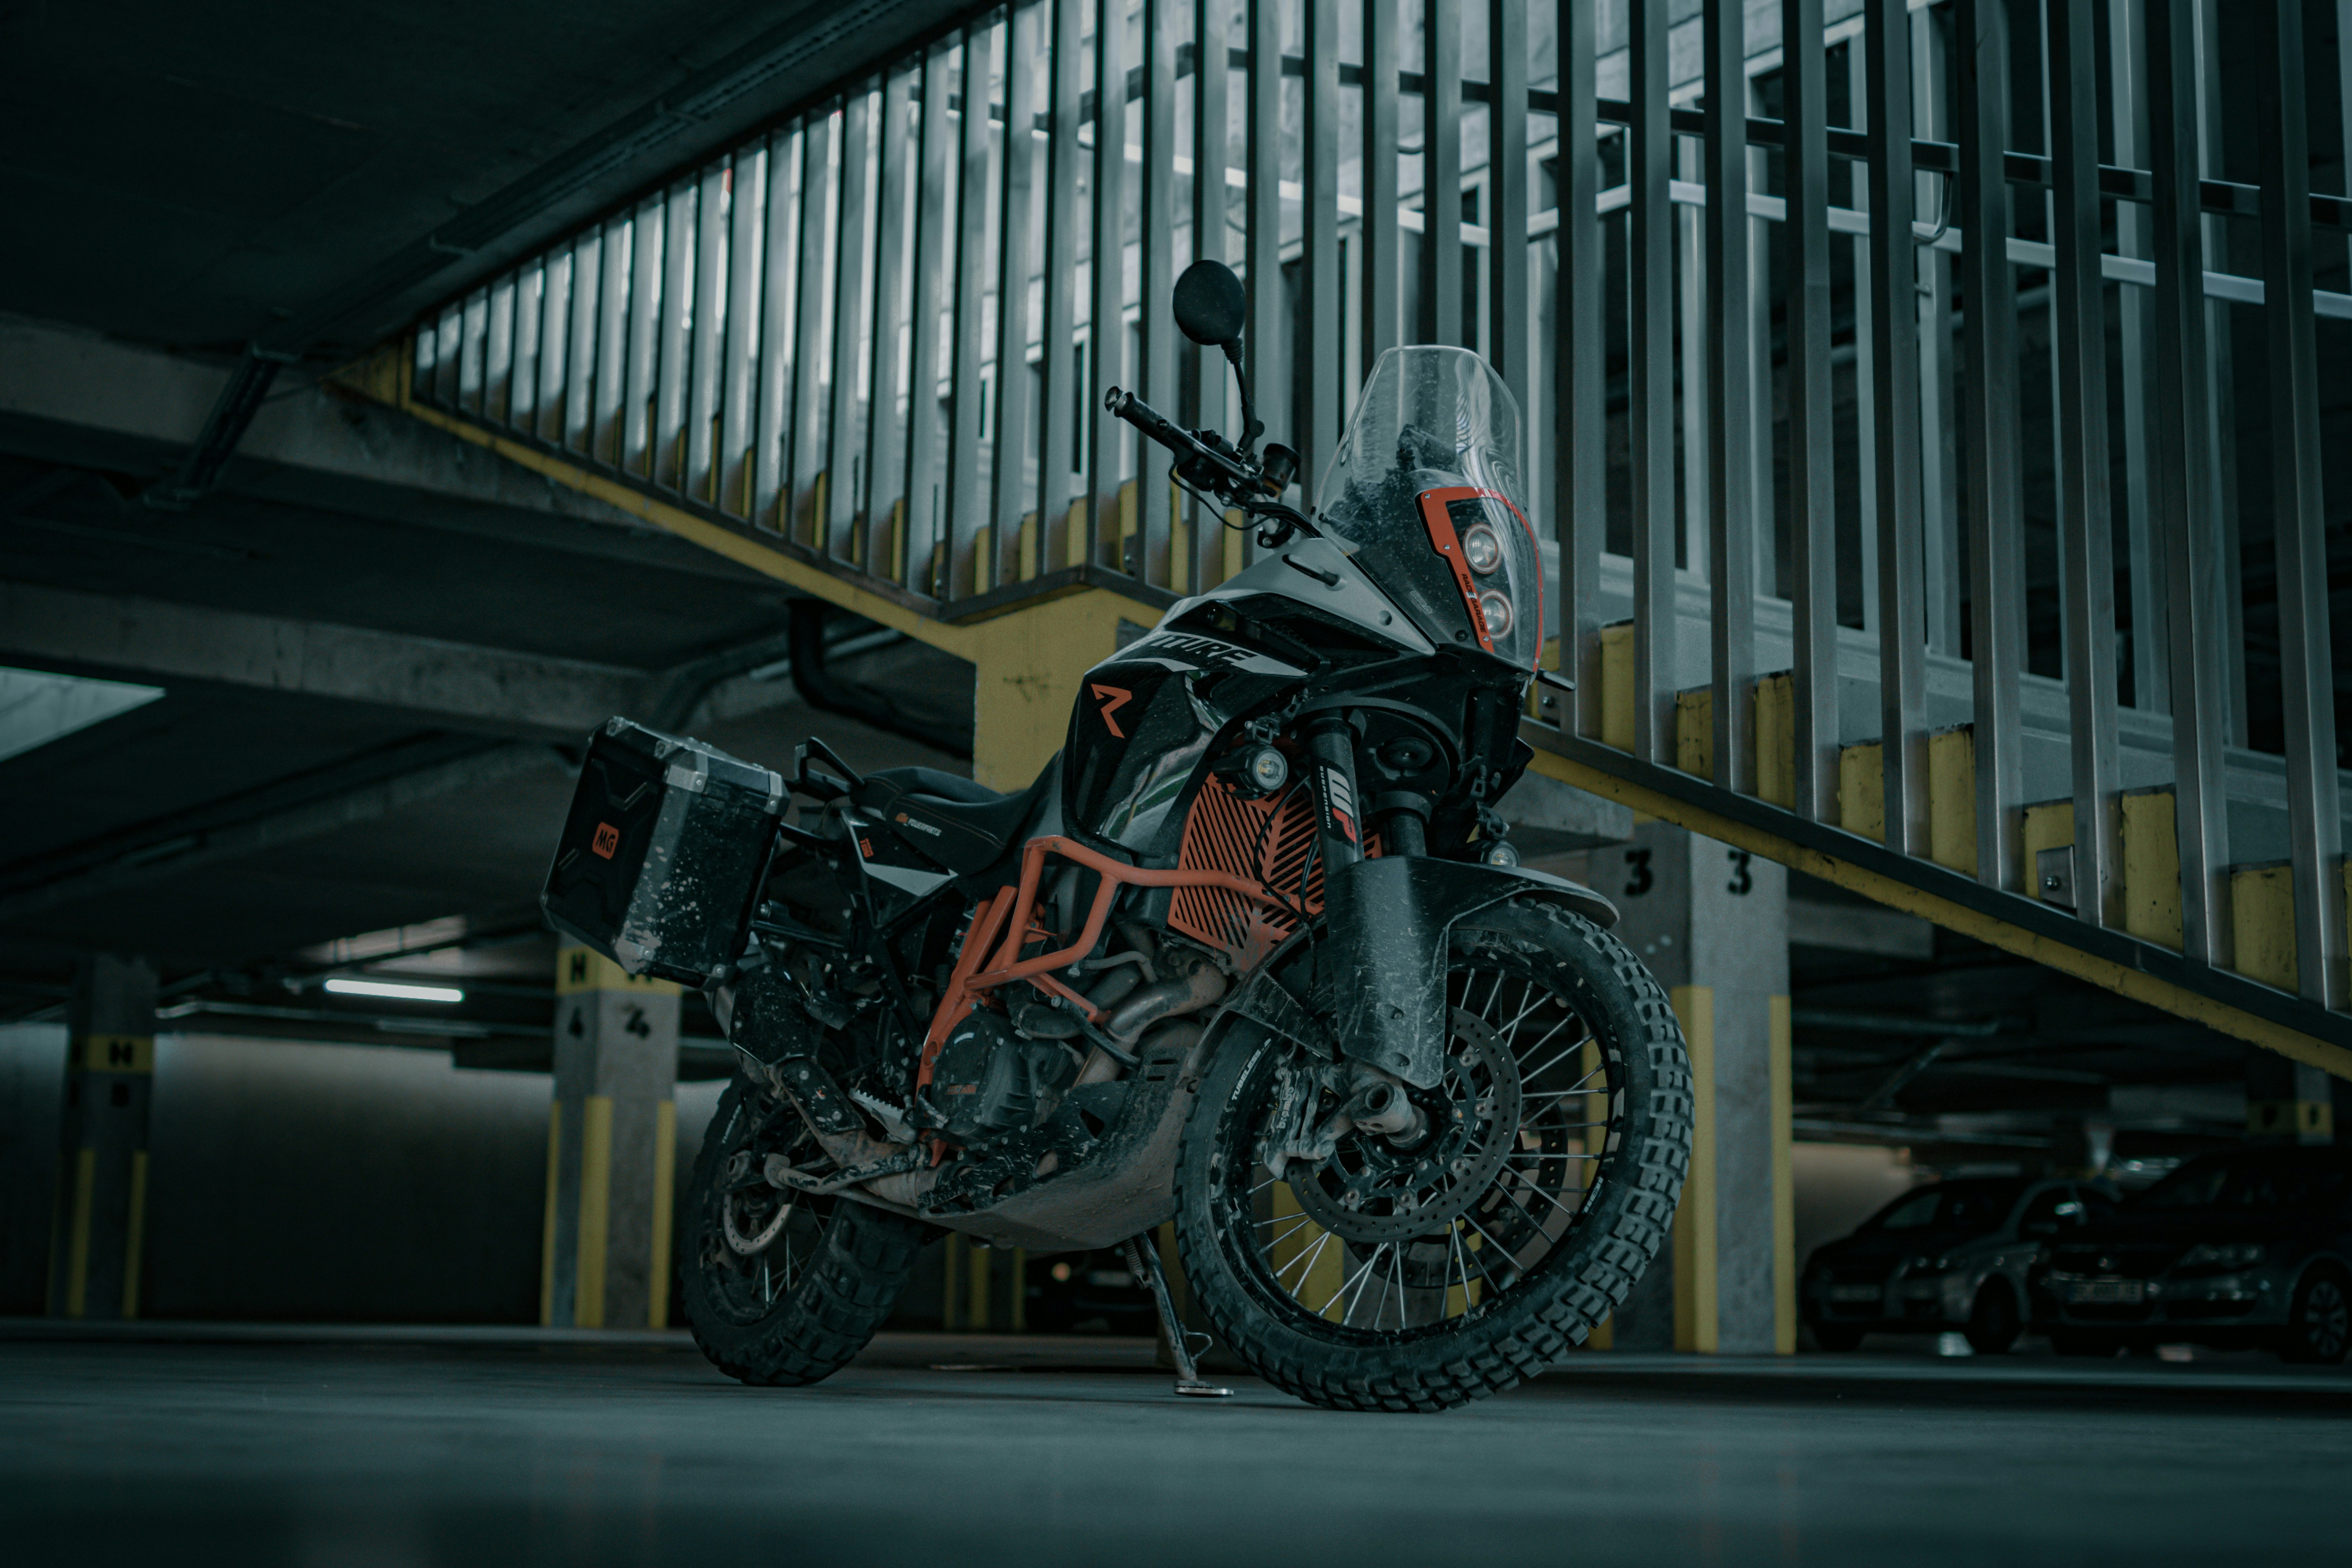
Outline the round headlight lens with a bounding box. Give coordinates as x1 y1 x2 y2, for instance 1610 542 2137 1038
1477 590 1514 638
1246 746 1288 793
1461 522 1504 574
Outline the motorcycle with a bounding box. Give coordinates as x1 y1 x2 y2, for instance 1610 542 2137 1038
540 259 1692 1412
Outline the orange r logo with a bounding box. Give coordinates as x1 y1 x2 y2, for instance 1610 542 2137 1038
1091 684 1133 739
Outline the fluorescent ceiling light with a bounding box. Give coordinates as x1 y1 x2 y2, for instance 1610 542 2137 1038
323 978 464 1004
0 666 165 766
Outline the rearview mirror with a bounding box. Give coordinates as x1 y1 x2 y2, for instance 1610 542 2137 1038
1172 260 1246 348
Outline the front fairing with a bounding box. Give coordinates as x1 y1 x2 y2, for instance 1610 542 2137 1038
1062 625 1306 860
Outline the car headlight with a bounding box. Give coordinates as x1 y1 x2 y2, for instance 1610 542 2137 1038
2179 1242 2263 1270
1911 1255 1953 1273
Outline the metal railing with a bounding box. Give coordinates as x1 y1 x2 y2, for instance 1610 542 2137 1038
407 0 2352 1049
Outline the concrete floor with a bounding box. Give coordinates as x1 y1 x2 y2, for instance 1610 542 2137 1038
5 1325 2348 1566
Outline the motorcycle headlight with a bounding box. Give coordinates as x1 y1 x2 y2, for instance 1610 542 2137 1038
1477 590 1514 637
1461 522 1503 574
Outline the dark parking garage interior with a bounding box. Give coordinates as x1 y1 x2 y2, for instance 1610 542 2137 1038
5 0 2352 1562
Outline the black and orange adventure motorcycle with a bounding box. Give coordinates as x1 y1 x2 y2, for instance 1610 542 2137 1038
541 260 1692 1412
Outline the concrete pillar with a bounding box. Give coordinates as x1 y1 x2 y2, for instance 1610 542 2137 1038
2246 1052 2334 1144
49 955 156 1319
1548 821 1794 1354
543 947 681 1328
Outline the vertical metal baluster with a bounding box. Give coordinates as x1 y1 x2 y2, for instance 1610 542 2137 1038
653 181 696 490
1703 0 1754 796
460 289 489 418
621 203 663 478
1957 0 2025 888
1785 0 1839 822
593 216 631 466
1486 0 1528 411
1364 0 1400 369
948 29 997 600
1864 0 1928 854
1246 0 1284 489
510 263 542 431
1555 0 1602 737
2146 0 2230 964
1301 0 1341 496
792 115 838 549
867 76 918 569
1140 0 1182 586
908 46 958 594
1191 0 1234 589
437 306 464 407
720 149 767 517
536 246 572 445
564 235 601 455
2251 0 2345 1007
1628 0 1676 764
1912 11 1959 657
994 22 1042 587
2109 0 2164 712
2048 0 2120 926
830 90 877 560
1038 0 1086 572
752 137 800 531
1089 0 1131 568
484 274 516 426
1847 40 1880 633
686 162 728 501
1422 0 1462 346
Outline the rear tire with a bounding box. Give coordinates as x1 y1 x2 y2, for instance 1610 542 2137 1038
1174 899 1691 1412
1964 1281 2022 1355
683 1080 930 1386
1809 1322 1864 1352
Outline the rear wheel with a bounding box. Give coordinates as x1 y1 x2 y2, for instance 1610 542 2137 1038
1174 899 1691 1412
682 1080 929 1385
1809 1322 1865 1352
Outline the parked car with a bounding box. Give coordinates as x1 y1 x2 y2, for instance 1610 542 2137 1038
1802 1177 2115 1353
2029 1144 2352 1362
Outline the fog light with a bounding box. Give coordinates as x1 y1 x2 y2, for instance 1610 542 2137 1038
1481 841 1519 869
1246 746 1288 793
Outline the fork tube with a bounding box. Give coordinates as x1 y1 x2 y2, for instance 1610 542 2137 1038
1305 717 1366 876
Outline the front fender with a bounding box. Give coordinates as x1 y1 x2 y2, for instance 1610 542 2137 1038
1319 855 1617 1089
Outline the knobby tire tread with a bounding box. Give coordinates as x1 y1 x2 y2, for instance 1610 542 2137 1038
1175 900 1693 1412
684 1083 930 1387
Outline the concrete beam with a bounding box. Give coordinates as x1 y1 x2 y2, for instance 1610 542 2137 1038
0 313 759 582
0 580 646 740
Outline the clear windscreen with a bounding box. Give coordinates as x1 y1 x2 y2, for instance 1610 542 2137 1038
1314 347 1543 670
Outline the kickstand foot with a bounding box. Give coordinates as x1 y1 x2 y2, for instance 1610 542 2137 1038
1123 1235 1232 1399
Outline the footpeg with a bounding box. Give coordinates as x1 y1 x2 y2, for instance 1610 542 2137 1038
1123 1234 1232 1399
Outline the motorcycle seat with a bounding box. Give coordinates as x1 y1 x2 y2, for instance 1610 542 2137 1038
855 759 1057 877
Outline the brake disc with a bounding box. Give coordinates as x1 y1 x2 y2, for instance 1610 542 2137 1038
1284 1009 1524 1245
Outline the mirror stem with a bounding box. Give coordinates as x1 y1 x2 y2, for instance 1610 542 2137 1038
1223 340 1263 453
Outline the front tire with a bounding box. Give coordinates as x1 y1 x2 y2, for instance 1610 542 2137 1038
1964 1281 2022 1355
1174 899 1692 1412
2277 1270 2352 1364
682 1080 930 1386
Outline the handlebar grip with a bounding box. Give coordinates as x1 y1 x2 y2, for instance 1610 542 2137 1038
1103 386 1193 458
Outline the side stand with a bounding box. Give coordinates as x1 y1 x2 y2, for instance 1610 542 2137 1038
1123 1234 1231 1398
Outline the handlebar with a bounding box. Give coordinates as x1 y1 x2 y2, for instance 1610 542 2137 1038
1103 385 1314 545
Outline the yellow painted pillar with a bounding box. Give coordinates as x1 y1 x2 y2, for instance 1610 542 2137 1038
49 955 156 1320
543 948 681 1328
1552 823 1794 1355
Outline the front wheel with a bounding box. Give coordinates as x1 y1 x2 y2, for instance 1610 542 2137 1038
2277 1270 2352 1364
1174 899 1693 1412
682 1080 930 1386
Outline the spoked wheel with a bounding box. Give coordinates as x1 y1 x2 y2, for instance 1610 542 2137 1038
683 1079 929 1386
1174 899 1692 1412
